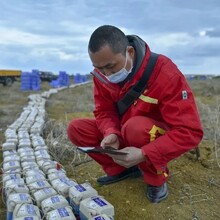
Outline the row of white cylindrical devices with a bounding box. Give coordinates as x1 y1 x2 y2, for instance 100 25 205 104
1 87 114 220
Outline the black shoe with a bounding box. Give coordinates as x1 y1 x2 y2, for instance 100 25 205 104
97 166 142 185
146 182 168 203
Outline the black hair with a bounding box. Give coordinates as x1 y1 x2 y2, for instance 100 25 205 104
88 25 129 55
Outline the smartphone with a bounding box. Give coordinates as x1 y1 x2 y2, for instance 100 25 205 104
77 146 129 155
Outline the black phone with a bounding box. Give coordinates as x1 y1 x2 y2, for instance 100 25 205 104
77 146 129 155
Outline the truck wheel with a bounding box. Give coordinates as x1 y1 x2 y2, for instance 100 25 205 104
3 77 13 86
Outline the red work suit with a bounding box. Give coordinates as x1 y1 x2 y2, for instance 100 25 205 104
67 35 203 186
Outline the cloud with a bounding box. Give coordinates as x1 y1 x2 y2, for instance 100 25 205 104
204 28 220 38
0 0 219 74
0 27 50 46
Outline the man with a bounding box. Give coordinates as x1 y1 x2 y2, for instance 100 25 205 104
67 25 203 203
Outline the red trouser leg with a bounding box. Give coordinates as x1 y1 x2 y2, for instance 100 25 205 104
67 119 127 175
67 116 169 186
121 116 169 186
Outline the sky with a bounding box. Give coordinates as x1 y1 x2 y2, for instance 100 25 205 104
0 0 219 75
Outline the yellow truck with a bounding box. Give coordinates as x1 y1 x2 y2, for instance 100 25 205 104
0 70 21 86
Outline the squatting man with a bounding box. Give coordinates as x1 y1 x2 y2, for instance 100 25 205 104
67 25 203 203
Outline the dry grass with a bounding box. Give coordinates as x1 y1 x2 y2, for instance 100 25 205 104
0 78 220 219
45 83 94 122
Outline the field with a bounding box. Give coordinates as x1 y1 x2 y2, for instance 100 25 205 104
0 78 220 220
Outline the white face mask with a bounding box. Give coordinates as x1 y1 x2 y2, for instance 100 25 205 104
107 51 133 84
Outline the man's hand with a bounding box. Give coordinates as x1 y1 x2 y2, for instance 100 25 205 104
100 134 119 149
108 147 146 168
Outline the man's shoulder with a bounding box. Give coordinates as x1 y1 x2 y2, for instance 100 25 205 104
148 54 185 87
157 54 184 79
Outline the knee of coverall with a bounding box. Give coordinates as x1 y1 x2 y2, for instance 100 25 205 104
67 119 82 144
121 116 169 147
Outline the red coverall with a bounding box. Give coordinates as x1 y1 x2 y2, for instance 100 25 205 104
67 37 203 186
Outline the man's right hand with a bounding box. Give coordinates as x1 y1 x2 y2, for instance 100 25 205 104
100 134 120 149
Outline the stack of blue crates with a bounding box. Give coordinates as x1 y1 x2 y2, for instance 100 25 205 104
21 70 40 91
59 71 69 86
74 73 81 83
50 71 69 88
73 73 87 84
31 69 41 90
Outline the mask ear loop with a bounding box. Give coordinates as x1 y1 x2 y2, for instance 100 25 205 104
128 56 133 73
125 49 133 74
123 51 128 70
125 45 134 73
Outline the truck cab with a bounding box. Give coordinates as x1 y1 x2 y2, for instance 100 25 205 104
0 70 21 86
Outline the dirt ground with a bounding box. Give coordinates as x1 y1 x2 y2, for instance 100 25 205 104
1 79 220 220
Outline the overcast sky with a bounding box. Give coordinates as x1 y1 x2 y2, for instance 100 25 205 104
0 0 219 75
